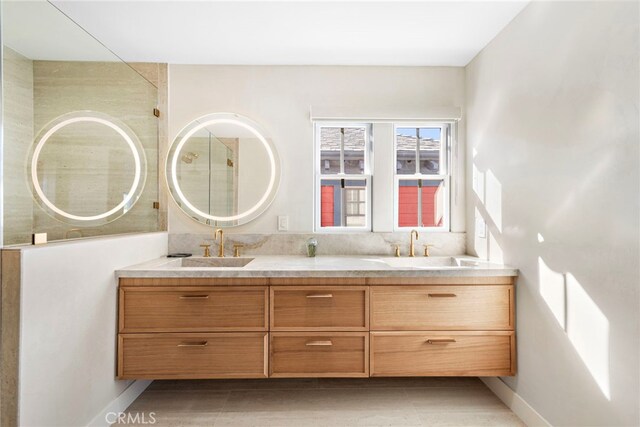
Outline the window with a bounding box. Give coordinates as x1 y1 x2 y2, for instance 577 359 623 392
394 124 450 230
315 123 371 230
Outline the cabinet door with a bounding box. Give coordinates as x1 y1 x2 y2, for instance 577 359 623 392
270 332 369 377
118 333 268 379
370 331 515 377
119 286 268 332
270 286 368 331
371 285 513 330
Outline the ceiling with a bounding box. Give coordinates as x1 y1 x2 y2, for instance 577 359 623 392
47 1 529 66
3 1 121 61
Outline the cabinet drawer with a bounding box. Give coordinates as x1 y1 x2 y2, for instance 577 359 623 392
118 333 268 379
270 332 369 377
370 332 515 377
370 285 513 330
270 286 368 331
119 286 268 332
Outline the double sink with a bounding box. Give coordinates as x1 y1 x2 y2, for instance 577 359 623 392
178 256 481 269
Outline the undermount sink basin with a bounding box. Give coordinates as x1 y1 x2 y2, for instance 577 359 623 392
180 257 254 268
383 257 462 268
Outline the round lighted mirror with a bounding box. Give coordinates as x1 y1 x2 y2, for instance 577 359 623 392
167 113 280 227
28 111 147 226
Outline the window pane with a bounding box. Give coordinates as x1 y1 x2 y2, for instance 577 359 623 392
396 127 442 174
419 128 441 174
320 127 365 174
320 178 367 228
343 127 365 174
397 179 445 227
320 128 341 174
398 180 420 227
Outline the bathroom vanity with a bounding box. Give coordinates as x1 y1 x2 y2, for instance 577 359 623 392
116 256 516 379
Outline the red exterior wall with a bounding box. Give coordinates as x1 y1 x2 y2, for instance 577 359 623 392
398 185 443 227
320 185 335 227
398 186 418 227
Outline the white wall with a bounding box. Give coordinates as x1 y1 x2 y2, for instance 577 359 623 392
466 2 639 426
18 232 168 426
169 65 465 234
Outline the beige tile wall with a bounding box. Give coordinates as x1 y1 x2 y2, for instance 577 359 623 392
2 48 34 245
31 60 161 241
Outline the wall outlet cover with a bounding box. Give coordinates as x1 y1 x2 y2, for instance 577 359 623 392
277 216 289 231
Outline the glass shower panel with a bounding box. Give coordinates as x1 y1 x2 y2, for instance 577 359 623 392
1 0 162 245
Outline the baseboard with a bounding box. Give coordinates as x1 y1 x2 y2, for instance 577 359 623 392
87 380 152 427
481 377 551 427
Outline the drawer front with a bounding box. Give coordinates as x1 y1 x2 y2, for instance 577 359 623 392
370 332 515 377
270 286 368 331
119 286 268 332
270 332 369 377
370 285 513 330
118 333 268 379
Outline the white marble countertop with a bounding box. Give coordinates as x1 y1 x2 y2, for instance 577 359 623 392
116 255 517 278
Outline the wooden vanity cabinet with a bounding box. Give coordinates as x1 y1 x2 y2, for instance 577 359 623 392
119 286 269 332
119 333 268 379
117 278 270 380
370 285 513 331
270 332 369 377
370 331 515 377
270 285 369 331
117 276 515 379
368 276 516 377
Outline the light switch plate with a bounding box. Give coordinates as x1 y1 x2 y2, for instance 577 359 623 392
476 217 487 238
277 216 289 231
32 233 47 245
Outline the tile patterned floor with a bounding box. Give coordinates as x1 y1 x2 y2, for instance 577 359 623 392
118 378 525 426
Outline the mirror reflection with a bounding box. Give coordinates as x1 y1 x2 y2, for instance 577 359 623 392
30 112 146 224
168 113 279 227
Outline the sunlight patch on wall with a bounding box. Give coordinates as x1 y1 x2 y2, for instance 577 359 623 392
485 169 502 233
472 163 485 201
488 230 504 264
538 256 566 329
566 273 611 400
538 256 611 400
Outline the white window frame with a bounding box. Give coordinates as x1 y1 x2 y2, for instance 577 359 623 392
313 122 373 232
393 122 453 232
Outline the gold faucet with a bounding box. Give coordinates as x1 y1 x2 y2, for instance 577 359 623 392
214 228 225 257
409 229 419 257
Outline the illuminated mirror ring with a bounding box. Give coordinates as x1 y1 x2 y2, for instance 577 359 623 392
167 113 280 226
29 111 147 224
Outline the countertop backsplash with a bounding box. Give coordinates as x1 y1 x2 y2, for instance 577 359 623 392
168 232 466 257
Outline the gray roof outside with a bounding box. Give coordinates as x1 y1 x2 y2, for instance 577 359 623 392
320 127 440 152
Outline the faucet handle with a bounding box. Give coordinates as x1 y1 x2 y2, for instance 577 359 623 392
393 245 401 257
200 244 211 258
233 244 244 258
423 244 436 257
